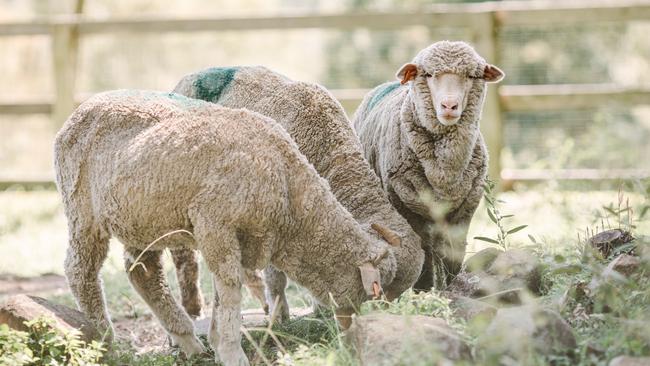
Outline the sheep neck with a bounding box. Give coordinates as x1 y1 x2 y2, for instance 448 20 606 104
273 180 376 308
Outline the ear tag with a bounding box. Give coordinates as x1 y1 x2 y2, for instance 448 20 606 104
358 262 382 299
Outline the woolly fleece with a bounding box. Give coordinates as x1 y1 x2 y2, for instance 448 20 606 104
354 41 491 290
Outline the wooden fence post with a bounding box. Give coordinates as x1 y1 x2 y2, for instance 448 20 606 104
473 11 503 187
50 0 84 129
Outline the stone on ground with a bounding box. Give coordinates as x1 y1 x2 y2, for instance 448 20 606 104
486 248 544 295
345 313 471 365
0 294 99 343
447 294 497 322
609 356 650 366
478 306 576 359
464 247 501 273
606 254 641 277
588 254 643 294
447 248 544 304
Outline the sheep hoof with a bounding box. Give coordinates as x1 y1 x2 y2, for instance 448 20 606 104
170 333 205 356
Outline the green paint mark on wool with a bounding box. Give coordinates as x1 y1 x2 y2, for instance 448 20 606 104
193 67 239 102
367 82 401 112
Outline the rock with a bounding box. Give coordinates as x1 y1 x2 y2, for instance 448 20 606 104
487 248 544 295
446 271 484 297
346 313 471 365
478 306 576 359
609 356 650 366
447 248 544 304
588 229 635 258
607 254 641 277
588 254 642 296
0 294 99 343
464 248 501 273
448 294 497 322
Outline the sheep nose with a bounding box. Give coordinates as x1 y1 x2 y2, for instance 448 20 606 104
441 97 459 111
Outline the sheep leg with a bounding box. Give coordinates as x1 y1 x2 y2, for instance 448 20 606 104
263 266 290 322
124 248 204 356
170 248 204 319
244 269 269 315
64 230 113 341
203 259 248 366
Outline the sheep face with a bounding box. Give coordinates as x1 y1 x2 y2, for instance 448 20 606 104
425 72 473 126
396 41 504 129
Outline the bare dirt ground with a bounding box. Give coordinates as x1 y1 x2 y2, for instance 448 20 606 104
0 273 68 298
0 274 310 355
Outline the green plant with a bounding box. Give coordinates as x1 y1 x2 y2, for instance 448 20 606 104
0 317 105 366
474 179 528 251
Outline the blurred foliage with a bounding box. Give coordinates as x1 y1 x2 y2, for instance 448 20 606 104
0 318 105 366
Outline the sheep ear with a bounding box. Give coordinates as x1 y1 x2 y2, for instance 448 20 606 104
371 223 401 246
358 262 382 299
483 64 505 83
396 63 418 85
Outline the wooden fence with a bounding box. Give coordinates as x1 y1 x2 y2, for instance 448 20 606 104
1 0 650 189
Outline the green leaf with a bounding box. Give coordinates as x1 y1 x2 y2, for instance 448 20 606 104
501 214 514 218
528 234 537 244
507 225 528 234
474 236 500 244
553 254 565 263
487 209 497 224
602 205 617 215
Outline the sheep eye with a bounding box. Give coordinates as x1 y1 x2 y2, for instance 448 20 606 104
421 72 431 78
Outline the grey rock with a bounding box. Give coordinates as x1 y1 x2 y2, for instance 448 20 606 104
607 254 641 277
346 313 471 365
478 306 576 359
464 248 501 273
609 356 650 366
486 248 544 295
447 294 497 321
0 294 100 343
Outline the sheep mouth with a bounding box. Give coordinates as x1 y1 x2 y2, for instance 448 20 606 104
437 114 461 126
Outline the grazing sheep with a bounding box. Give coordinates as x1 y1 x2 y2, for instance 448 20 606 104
54 90 397 366
353 41 505 290
172 66 424 320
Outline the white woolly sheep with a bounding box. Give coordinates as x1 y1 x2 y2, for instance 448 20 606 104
353 41 505 290
54 90 397 366
172 66 424 320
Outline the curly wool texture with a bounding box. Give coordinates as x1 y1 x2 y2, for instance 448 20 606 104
54 90 396 364
173 66 424 300
354 41 490 290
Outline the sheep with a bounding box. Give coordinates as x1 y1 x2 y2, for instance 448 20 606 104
172 66 424 320
54 90 398 366
353 41 505 291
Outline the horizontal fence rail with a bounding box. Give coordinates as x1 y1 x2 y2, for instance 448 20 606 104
1 0 650 189
5 84 650 115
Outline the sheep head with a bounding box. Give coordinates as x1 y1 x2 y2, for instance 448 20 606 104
396 41 504 128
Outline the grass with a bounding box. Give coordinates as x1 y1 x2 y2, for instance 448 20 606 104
0 180 649 365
